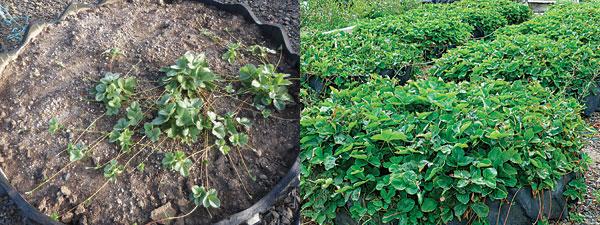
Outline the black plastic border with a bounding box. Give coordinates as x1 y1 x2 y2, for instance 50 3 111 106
195 0 299 65
0 0 301 225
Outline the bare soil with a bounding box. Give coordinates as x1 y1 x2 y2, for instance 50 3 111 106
1 0 97 51
0 1 299 224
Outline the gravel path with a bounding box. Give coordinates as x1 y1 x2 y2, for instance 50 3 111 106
565 113 600 225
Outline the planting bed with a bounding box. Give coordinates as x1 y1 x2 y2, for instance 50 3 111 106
300 1 600 225
0 0 299 224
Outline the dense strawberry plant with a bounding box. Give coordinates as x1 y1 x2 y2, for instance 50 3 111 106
301 0 530 89
301 77 592 224
496 2 600 44
301 31 422 87
432 34 600 102
454 0 531 25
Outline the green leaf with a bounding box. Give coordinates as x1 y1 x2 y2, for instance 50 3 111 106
48 117 62 135
486 130 512 139
421 198 438 213
371 129 408 142
471 202 489 218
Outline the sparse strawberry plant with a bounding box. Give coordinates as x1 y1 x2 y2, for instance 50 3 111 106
191 185 220 208
67 142 86 162
222 42 241 64
33 43 293 223
240 64 293 112
222 42 276 65
160 52 217 97
92 72 136 115
48 117 63 135
103 160 124 182
149 96 205 143
162 151 193 177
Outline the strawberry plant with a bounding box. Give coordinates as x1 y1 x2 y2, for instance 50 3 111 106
160 52 217 97
48 117 63 135
222 42 241 64
301 77 592 224
162 151 193 177
222 42 276 65
33 46 294 223
92 72 137 115
191 185 220 208
496 2 600 44
432 34 600 102
149 96 205 143
103 160 124 182
240 64 294 112
301 0 529 89
67 143 87 162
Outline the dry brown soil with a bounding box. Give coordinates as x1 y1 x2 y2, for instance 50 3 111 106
0 1 299 224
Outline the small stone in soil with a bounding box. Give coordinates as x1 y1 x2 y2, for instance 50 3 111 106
150 202 177 225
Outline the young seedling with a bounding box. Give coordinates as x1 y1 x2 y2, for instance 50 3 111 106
190 185 221 208
207 111 249 155
48 117 63 135
92 72 136 115
136 163 145 172
67 142 87 162
162 151 192 177
247 44 276 61
160 52 217 97
199 29 222 43
239 64 293 113
222 42 241 64
103 160 124 182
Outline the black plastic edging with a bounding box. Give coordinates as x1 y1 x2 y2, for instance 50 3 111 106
214 158 300 225
0 169 62 225
0 1 301 225
194 0 300 68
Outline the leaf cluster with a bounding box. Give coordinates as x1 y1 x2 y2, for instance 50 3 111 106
240 64 294 112
300 77 591 224
191 185 221 208
301 0 529 88
160 52 217 97
92 72 136 115
432 34 600 102
162 151 193 177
